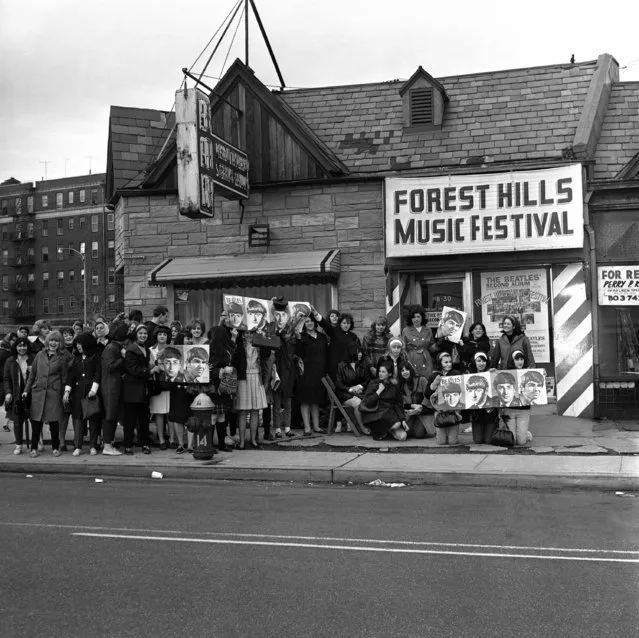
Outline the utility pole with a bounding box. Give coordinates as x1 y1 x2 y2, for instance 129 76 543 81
245 0 249 66
39 160 50 180
85 155 93 175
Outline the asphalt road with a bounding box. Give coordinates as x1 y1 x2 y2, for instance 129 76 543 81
1 477 638 638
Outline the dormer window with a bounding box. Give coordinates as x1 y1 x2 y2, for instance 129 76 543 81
400 66 448 132
409 87 434 126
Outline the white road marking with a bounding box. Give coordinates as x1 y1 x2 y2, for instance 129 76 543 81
1 521 638 555
72 532 639 564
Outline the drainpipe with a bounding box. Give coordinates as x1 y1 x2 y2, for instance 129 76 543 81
583 185 599 418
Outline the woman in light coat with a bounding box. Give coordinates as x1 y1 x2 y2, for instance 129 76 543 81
23 330 70 457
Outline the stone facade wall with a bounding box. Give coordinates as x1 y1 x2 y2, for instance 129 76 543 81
116 181 387 330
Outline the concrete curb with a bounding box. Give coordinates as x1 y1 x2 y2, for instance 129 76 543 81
2 460 638 491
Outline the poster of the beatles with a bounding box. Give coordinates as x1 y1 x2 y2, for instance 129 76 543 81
222 295 311 332
433 369 547 411
153 345 210 384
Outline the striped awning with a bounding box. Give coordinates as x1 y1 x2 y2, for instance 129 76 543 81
147 249 340 288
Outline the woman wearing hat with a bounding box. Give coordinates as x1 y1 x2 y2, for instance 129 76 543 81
64 333 102 456
401 305 437 379
491 315 535 370
3 337 34 454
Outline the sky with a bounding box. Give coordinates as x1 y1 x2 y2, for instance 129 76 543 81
1 0 638 184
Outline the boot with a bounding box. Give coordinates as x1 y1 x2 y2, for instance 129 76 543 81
216 422 232 452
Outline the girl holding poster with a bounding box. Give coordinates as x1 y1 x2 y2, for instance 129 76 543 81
500 349 533 447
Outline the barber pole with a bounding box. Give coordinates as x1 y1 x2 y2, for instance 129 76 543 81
385 270 410 336
552 263 594 417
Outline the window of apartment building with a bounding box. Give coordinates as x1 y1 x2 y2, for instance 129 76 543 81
91 189 98 204
57 243 64 261
69 269 75 283
27 247 34 263
1 249 8 266
68 191 74 204
57 218 64 235
42 194 49 208
41 220 48 237
27 222 34 238
80 189 86 203
92 294 99 304
107 212 114 231
91 215 99 232
108 266 115 284
1 299 8 316
80 269 85 282
80 242 85 255
2 275 8 292
27 272 35 287
108 293 116 304
69 295 76 309
56 193 63 209
79 216 86 228
107 240 115 258
42 246 49 262
1 199 7 215
91 268 98 286
15 273 23 287
15 224 22 239
27 196 34 213
1 227 8 241
42 298 49 314
68 217 74 230
15 197 22 214
57 271 64 287
42 272 49 288
91 241 98 258
28 297 35 314
58 297 64 313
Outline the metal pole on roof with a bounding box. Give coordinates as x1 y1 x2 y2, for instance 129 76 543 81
249 0 285 89
245 0 249 67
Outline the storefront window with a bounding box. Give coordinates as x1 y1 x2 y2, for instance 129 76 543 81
599 307 639 376
421 279 464 329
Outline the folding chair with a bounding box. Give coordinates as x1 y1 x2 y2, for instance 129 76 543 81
321 375 362 436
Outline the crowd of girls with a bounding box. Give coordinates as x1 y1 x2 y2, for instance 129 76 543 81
0 303 535 455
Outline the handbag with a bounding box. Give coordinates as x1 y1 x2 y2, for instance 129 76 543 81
218 369 238 396
491 421 515 447
434 411 459 428
81 396 101 420
358 397 379 413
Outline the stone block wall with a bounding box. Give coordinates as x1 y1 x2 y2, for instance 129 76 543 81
117 180 387 332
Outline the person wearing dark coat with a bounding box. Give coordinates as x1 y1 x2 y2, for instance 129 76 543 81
335 342 371 434
461 322 492 369
122 324 160 454
30 320 52 354
100 323 128 456
206 317 239 451
295 314 329 435
270 296 298 438
64 333 102 456
0 333 17 432
359 358 407 441
3 337 34 453
23 330 69 457
316 308 360 382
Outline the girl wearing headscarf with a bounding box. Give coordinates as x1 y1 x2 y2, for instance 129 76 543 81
23 330 70 457
64 333 102 456
3 337 34 454
401 305 437 378
491 315 535 370
377 337 408 383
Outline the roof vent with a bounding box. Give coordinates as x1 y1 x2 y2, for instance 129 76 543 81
409 87 434 126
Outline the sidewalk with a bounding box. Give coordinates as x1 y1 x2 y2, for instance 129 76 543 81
1 406 638 490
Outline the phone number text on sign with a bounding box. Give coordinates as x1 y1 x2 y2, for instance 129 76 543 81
598 266 639 306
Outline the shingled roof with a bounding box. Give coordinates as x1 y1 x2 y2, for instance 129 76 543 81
278 60 598 174
593 82 639 180
106 106 175 199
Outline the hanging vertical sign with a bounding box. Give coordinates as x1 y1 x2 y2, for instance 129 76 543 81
175 87 249 220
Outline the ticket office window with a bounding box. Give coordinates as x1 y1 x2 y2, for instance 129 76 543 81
419 274 471 332
599 306 639 376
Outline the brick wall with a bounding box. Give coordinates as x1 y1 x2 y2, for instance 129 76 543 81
116 181 387 331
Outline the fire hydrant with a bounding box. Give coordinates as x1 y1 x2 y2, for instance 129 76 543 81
189 392 215 461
